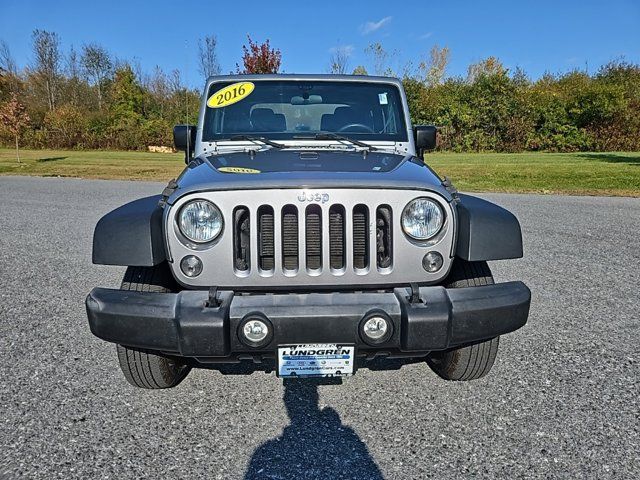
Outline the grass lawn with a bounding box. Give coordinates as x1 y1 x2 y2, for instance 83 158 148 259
427 151 640 197
1 148 638 197
0 149 184 181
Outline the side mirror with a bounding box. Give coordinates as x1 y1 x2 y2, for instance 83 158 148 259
413 125 437 157
173 125 197 164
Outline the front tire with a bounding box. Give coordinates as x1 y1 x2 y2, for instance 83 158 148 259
116 264 190 389
116 344 190 389
426 260 500 381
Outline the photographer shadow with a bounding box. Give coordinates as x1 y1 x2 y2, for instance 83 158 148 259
244 378 384 480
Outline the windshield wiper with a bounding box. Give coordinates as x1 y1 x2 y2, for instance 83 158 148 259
228 135 284 149
313 132 378 151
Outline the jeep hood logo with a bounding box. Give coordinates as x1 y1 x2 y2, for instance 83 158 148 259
298 191 329 204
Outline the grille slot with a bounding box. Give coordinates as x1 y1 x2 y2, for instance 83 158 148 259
376 205 393 269
233 206 250 272
353 204 369 270
329 205 345 270
305 205 322 270
281 205 299 271
258 206 274 271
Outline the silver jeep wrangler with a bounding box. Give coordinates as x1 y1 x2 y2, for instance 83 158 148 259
86 75 530 388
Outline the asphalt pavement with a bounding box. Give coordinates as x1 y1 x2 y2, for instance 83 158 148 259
0 176 638 479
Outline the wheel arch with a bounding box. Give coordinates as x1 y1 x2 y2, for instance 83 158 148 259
92 195 166 266
454 194 523 261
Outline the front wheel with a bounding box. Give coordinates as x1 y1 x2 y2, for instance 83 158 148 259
426 260 500 381
426 337 500 381
117 344 190 389
116 264 190 389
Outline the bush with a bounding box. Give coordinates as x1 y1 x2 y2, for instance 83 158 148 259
43 105 88 148
2 51 638 153
404 60 640 153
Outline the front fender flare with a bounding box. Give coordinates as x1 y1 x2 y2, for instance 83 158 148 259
455 194 523 261
92 195 166 266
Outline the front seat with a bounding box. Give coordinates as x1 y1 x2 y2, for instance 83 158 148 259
251 108 286 132
321 106 369 132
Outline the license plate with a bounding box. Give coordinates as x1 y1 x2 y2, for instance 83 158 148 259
277 343 355 378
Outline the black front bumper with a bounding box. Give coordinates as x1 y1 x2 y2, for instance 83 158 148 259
86 282 531 361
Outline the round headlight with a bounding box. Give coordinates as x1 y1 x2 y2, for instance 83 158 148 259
401 198 444 240
178 200 223 243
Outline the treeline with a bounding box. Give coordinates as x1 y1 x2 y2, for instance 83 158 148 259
0 31 201 150
0 31 639 153
402 57 640 152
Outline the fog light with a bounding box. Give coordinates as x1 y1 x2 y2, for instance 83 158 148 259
238 315 273 347
422 252 443 273
244 320 268 342
364 317 388 339
360 312 393 345
180 255 203 277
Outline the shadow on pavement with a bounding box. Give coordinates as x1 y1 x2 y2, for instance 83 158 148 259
244 378 384 480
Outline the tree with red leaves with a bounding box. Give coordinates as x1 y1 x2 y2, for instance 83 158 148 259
237 36 282 74
0 93 30 163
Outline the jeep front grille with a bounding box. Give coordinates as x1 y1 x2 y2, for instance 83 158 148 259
167 189 455 288
232 202 393 277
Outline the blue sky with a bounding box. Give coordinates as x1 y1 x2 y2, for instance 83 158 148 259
1 0 639 87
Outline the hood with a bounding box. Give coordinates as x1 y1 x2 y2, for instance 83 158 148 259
167 148 451 204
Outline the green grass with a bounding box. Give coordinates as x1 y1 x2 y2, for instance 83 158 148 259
0 148 184 180
427 151 640 197
1 148 639 197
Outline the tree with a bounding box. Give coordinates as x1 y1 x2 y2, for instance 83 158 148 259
0 39 17 75
81 43 113 110
149 66 170 116
0 39 20 98
31 29 62 110
352 65 368 75
44 104 86 148
328 46 351 74
198 35 221 79
419 45 450 86
109 65 145 148
0 93 30 163
65 45 83 106
365 42 395 76
237 36 281 74
467 56 506 83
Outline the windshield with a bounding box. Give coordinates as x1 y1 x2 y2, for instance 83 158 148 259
202 80 408 143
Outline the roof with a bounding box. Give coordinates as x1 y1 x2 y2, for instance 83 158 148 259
204 73 402 86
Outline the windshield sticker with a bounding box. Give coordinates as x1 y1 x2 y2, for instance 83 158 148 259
378 93 388 105
218 166 261 174
207 82 255 109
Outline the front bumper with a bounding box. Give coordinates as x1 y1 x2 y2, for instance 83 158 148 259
86 282 530 361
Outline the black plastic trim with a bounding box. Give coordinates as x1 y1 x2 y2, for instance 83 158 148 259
92 195 166 266
455 194 523 261
86 281 530 358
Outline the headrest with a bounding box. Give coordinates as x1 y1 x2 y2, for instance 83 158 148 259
321 106 360 132
251 108 286 132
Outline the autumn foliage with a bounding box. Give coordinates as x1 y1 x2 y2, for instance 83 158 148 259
1 29 640 153
237 36 282 74
0 93 30 162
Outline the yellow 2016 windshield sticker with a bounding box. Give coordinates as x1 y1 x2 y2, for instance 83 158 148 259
218 166 261 174
207 82 255 108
